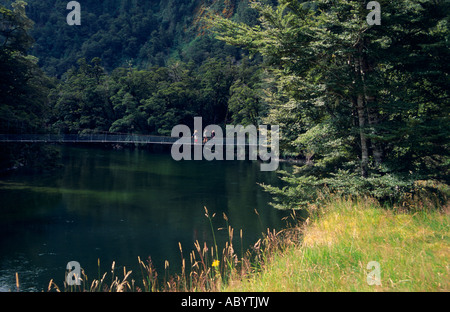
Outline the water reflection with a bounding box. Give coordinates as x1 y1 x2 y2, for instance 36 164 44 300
0 146 288 291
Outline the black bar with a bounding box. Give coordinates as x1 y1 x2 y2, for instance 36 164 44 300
0 292 443 310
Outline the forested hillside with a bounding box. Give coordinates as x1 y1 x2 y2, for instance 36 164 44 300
1 0 269 133
25 0 260 76
1 0 267 170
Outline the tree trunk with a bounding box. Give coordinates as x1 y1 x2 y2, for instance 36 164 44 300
356 94 369 178
366 95 383 165
355 44 369 178
359 35 383 167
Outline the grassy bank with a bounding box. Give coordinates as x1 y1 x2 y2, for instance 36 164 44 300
224 197 449 292
47 196 448 292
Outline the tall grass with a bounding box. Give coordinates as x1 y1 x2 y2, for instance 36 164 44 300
224 195 449 292
46 204 293 292
45 185 448 292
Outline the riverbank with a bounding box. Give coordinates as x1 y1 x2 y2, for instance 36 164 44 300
223 197 449 292
49 195 448 292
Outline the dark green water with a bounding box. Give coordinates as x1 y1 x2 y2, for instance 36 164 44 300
0 146 289 291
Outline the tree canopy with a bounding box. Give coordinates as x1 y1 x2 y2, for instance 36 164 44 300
0 0 56 171
212 0 450 207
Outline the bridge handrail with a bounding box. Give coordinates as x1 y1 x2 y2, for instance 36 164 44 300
0 134 180 143
0 134 265 146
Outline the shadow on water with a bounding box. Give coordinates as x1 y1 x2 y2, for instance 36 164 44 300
0 146 291 291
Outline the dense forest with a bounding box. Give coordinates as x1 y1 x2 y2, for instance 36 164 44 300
1 0 449 207
25 0 262 76
212 0 449 206
0 0 265 168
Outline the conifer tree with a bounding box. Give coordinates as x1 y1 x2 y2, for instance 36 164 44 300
212 0 449 207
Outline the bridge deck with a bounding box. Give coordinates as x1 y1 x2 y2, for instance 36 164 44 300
0 134 261 146
0 134 177 144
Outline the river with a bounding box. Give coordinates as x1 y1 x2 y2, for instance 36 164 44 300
0 146 289 291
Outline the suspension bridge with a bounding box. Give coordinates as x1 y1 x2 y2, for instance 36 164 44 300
0 133 179 145
0 133 262 146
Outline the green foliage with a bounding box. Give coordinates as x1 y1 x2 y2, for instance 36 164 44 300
49 57 114 134
212 0 450 207
23 0 249 76
228 57 264 126
0 0 57 172
50 55 264 136
19 0 267 139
